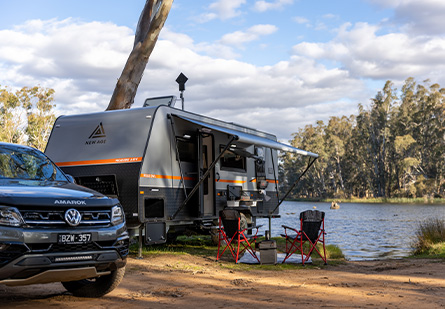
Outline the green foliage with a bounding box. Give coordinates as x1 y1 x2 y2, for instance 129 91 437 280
129 235 216 257
0 85 56 151
175 235 215 247
412 218 445 255
410 243 445 259
282 78 445 199
325 244 345 259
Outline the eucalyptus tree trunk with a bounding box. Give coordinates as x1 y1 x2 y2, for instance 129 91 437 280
334 146 345 191
106 0 173 111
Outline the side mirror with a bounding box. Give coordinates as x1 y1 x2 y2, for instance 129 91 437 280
65 175 76 184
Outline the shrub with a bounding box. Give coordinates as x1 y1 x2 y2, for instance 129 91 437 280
325 244 345 259
412 218 445 254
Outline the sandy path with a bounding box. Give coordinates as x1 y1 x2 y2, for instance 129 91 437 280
1 255 444 308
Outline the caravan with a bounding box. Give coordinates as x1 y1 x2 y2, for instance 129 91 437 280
45 95 318 245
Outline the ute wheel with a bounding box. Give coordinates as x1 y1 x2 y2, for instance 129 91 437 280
62 267 125 298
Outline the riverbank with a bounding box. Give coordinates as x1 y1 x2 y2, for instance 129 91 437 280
1 254 444 308
293 197 445 204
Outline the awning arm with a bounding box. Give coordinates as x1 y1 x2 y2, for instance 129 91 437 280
270 148 279 202
269 156 318 215
171 134 238 220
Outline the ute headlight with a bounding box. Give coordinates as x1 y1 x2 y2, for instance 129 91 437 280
0 206 25 227
111 205 124 226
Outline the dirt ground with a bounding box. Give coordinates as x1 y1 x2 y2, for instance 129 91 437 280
1 255 444 308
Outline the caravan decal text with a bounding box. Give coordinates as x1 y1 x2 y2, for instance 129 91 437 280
141 174 196 181
56 157 143 167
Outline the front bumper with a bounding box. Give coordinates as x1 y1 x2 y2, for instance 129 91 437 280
1 263 117 287
0 224 129 286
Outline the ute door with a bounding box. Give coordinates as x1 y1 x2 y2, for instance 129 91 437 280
199 133 215 217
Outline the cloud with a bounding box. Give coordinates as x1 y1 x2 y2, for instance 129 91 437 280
0 18 369 140
0 18 132 81
292 22 445 84
163 24 278 58
197 0 246 22
196 13 218 24
253 0 294 12
323 14 338 19
219 24 278 47
0 18 133 114
141 39 366 139
293 16 310 24
369 0 445 35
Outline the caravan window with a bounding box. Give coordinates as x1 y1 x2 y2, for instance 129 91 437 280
219 145 246 172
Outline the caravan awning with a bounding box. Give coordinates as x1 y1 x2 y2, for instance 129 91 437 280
173 115 318 158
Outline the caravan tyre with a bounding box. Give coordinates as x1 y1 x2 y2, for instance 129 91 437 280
62 267 125 298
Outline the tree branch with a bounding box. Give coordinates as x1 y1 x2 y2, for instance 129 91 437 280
106 0 173 111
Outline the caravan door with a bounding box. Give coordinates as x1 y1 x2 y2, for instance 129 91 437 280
199 133 215 217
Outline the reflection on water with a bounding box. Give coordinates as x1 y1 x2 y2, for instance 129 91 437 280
257 201 445 261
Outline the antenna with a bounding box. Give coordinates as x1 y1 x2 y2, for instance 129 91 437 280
176 72 188 110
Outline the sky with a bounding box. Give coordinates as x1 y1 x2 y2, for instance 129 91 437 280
1 0 445 141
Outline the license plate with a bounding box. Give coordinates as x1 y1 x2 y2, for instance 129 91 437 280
58 233 92 244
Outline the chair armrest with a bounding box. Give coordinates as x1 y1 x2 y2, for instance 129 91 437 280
242 225 263 237
243 224 264 232
282 225 299 233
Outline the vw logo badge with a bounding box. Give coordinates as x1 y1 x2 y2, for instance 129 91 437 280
65 208 82 226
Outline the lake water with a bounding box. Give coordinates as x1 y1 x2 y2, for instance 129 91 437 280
257 201 445 261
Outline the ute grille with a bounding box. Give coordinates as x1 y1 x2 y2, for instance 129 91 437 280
20 208 111 227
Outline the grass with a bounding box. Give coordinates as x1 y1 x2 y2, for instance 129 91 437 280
129 235 345 269
129 235 216 256
411 218 445 258
410 244 445 259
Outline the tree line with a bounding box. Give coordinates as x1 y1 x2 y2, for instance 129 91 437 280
280 78 445 199
0 85 56 151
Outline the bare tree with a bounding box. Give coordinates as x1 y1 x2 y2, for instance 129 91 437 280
106 0 173 111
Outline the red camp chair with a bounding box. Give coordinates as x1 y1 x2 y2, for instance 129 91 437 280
281 210 327 265
216 209 261 263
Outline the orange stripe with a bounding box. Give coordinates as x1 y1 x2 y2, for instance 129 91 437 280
249 178 278 184
218 179 246 184
56 157 143 167
140 174 195 181
140 175 263 185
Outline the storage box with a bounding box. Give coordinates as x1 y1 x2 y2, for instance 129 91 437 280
258 240 277 264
